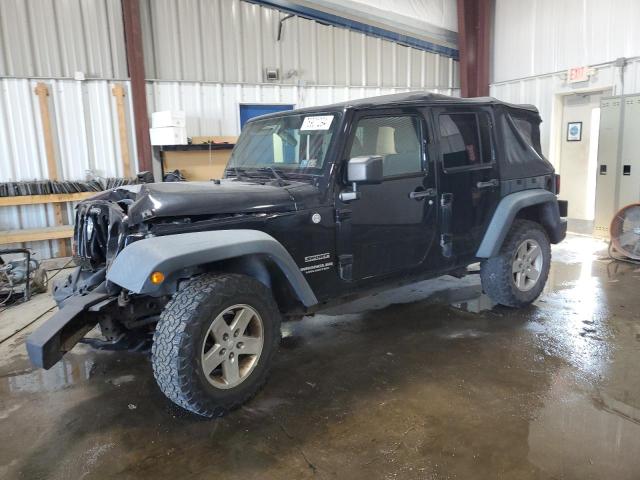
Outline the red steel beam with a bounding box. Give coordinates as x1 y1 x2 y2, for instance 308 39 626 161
122 0 152 172
457 0 491 97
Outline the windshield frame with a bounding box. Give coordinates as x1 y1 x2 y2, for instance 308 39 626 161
227 110 344 178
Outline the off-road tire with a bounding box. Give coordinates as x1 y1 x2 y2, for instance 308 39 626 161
480 220 551 308
152 273 281 417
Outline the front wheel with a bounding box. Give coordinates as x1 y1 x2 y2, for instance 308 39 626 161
480 220 551 307
152 273 281 417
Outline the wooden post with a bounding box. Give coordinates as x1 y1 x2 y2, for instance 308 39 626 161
112 83 132 176
34 82 69 257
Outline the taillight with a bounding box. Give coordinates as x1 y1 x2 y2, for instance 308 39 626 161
555 174 561 195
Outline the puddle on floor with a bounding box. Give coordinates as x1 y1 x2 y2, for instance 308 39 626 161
0 355 96 395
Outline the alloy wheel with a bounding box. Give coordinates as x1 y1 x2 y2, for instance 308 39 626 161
512 239 543 292
200 304 264 389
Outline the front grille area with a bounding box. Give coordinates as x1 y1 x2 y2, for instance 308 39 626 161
74 201 125 270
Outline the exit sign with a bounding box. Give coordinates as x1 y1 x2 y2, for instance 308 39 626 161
567 66 592 83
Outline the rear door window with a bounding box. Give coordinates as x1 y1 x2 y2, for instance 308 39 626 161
510 113 543 156
439 112 493 171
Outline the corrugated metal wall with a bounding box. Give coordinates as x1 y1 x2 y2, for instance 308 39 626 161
0 79 136 257
0 0 127 79
140 0 458 90
493 0 640 84
1 79 135 181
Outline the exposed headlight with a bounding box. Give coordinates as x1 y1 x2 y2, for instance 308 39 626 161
86 217 94 238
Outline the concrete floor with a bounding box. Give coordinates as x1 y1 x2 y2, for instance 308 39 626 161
1 234 639 479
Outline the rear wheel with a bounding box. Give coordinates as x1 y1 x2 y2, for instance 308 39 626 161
480 220 551 307
152 273 281 417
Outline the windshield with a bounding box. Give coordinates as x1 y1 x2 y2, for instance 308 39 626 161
228 112 340 174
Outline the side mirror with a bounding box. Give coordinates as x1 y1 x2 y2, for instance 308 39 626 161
347 156 383 184
340 156 383 202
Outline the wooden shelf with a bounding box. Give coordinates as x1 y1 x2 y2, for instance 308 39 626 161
0 225 74 245
0 191 97 207
0 192 104 247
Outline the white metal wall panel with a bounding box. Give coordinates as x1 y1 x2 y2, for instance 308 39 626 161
147 81 460 137
1 79 134 181
493 0 640 83
0 0 127 79
490 59 640 163
0 0 34 78
140 0 458 90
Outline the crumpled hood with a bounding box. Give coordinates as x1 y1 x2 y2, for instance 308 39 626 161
112 179 320 224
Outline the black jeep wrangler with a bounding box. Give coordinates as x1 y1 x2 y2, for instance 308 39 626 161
27 92 567 417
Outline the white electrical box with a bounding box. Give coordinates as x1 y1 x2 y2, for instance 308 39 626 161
149 126 187 146
152 110 186 128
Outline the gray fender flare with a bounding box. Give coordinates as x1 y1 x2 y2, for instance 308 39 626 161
476 189 560 258
106 230 318 307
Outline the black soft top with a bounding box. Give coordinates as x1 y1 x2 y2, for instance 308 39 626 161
266 91 539 117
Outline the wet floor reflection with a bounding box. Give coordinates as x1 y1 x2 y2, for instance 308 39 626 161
1 235 640 479
528 369 640 480
1 357 95 395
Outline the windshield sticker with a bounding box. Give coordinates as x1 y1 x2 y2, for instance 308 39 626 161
301 115 334 131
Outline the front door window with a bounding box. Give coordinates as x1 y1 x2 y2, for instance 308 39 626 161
348 116 424 177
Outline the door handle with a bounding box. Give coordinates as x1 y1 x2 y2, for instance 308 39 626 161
409 187 436 200
476 179 499 189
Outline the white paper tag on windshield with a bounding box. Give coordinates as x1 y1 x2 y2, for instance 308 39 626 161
301 115 334 131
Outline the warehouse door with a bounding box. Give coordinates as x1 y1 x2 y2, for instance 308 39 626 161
558 91 607 233
239 104 294 130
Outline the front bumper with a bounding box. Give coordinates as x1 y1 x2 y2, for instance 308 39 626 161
26 290 110 369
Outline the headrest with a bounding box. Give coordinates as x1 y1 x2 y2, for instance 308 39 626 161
350 136 364 157
394 124 419 154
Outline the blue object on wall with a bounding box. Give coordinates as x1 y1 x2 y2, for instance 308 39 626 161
240 104 294 129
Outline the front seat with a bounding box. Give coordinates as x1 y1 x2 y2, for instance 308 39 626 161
384 124 421 176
